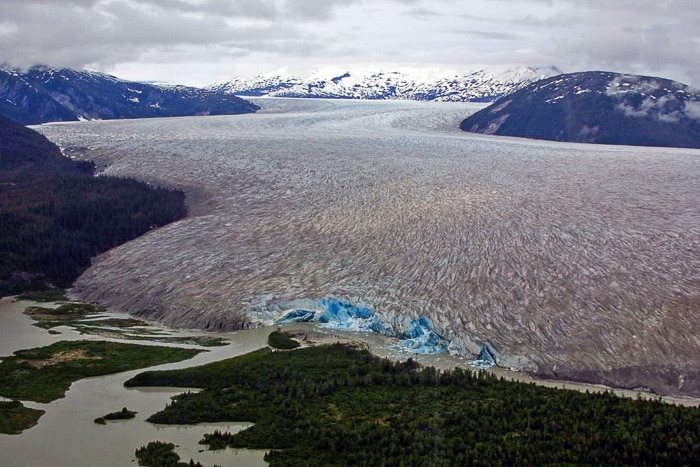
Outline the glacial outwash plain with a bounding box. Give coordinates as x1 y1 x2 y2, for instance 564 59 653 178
36 98 700 397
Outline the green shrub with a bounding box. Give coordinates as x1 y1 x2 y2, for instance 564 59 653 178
267 330 301 350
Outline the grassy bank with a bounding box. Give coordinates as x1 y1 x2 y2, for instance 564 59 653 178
126 342 700 466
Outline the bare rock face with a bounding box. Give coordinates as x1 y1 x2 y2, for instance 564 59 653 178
38 99 700 398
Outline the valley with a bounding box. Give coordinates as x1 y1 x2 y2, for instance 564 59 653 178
35 98 700 398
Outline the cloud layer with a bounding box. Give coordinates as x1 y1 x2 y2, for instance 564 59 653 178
1 0 699 86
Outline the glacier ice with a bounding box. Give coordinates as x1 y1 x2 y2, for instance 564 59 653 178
274 297 449 355
273 309 316 325
43 98 700 397
471 342 498 369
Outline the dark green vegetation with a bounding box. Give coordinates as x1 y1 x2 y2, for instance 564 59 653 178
0 340 201 403
134 441 208 467
0 114 186 296
267 330 301 350
126 344 700 466
94 407 137 425
17 288 68 302
461 71 700 148
0 340 200 434
0 400 44 434
135 441 202 467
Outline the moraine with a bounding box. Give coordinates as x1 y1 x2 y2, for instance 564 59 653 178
35 98 700 397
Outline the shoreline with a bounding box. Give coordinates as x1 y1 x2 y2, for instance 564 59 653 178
2 295 699 408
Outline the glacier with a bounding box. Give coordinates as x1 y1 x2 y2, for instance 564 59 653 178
36 98 700 397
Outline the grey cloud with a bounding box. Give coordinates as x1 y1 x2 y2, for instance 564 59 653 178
454 30 522 41
129 0 363 21
405 7 445 19
0 0 332 70
1 0 699 86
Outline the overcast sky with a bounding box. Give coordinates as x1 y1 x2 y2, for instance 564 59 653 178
1 0 699 87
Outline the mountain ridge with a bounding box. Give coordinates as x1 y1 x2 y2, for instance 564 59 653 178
210 66 562 102
0 65 259 125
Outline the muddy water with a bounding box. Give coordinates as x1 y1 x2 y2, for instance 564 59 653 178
0 297 269 467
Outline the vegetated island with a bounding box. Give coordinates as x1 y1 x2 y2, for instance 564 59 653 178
22 300 230 346
94 407 137 425
0 112 187 296
126 340 700 466
0 340 201 434
461 71 700 148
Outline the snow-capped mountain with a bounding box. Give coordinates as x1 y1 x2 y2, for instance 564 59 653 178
210 66 562 102
0 65 259 125
461 71 700 149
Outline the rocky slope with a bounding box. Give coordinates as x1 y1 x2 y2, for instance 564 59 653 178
0 65 259 124
210 66 561 102
461 71 700 148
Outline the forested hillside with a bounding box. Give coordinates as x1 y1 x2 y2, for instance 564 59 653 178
0 115 186 295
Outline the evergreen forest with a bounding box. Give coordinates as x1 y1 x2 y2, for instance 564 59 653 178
0 114 186 295
127 343 700 466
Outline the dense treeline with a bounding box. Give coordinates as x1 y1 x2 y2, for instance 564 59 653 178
126 343 700 466
0 114 186 295
134 441 206 467
0 114 92 178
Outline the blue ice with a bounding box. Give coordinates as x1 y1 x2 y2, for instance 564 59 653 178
273 297 448 355
470 343 497 368
274 309 316 325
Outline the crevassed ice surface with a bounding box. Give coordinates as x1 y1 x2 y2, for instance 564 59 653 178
36 98 700 396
